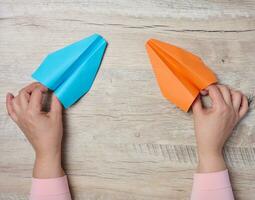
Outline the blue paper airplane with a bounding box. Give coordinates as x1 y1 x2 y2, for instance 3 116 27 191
32 34 107 108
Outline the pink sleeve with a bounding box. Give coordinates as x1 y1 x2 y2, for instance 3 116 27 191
29 176 72 200
191 170 234 200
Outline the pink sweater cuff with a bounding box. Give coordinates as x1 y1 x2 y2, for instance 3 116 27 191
191 170 234 200
193 169 231 190
30 175 71 200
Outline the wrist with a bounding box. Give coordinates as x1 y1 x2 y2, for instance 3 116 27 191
36 148 62 161
33 151 64 178
197 150 226 173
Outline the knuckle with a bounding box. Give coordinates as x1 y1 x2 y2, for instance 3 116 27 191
243 95 248 103
224 86 230 92
18 89 24 95
235 90 242 96
30 82 39 88
217 104 229 114
237 93 242 98
233 92 242 100
231 90 238 95
220 85 226 90
218 84 226 89
27 109 35 117
217 84 223 90
34 87 41 93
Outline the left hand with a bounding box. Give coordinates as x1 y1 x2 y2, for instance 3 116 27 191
6 82 64 178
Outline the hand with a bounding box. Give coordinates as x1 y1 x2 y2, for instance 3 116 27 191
192 84 249 173
6 82 64 178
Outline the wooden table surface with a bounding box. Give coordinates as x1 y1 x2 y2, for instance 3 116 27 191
0 1 255 199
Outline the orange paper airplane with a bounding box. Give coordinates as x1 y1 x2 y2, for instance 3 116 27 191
146 39 217 112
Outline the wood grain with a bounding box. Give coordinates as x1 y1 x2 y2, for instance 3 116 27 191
0 0 255 199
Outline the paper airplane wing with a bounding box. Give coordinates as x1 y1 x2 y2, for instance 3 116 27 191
146 39 217 112
32 34 107 108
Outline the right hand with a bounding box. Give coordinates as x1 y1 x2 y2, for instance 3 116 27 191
192 84 249 172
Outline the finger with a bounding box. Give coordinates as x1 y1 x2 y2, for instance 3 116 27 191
28 87 45 113
192 95 203 115
6 93 18 121
200 89 208 96
17 90 30 109
49 94 62 116
12 95 22 114
239 95 249 118
231 90 242 112
217 85 232 105
206 84 225 107
19 82 47 95
18 82 47 110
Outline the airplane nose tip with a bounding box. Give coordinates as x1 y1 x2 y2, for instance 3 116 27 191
146 38 155 45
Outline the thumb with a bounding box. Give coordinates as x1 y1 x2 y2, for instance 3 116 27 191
50 94 62 115
192 95 203 115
